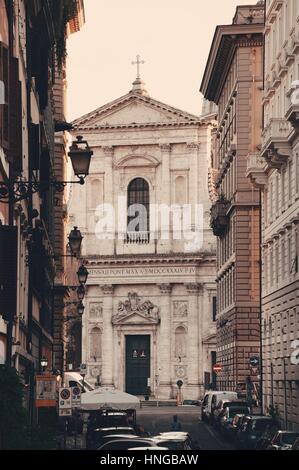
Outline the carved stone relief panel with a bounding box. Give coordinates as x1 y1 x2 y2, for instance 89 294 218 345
175 365 188 381
173 301 188 319
89 302 103 320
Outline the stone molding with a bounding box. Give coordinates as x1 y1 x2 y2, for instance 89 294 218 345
158 283 173 294
185 282 202 294
101 284 114 295
102 146 114 156
159 143 172 153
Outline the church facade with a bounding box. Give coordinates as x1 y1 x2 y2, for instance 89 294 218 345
68 77 217 399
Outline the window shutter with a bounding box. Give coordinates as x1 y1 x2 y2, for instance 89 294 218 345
9 56 23 172
0 226 17 322
0 41 9 150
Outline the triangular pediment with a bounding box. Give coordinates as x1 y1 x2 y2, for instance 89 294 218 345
112 310 160 326
72 92 200 130
202 332 216 344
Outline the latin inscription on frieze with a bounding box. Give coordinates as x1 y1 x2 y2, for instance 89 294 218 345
89 266 196 277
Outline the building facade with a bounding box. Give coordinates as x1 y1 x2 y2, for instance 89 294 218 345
68 77 217 399
0 0 85 418
251 0 299 430
201 3 264 394
52 1 85 377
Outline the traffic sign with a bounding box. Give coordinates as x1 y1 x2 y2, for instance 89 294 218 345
59 387 72 409
177 380 183 388
71 386 81 407
80 363 87 376
59 408 72 417
213 364 222 373
249 356 259 367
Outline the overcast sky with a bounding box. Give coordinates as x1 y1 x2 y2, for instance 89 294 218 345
67 0 256 120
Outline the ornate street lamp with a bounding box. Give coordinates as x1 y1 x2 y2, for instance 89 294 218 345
40 356 48 372
68 226 83 257
0 135 93 203
68 136 93 183
77 284 85 301
77 264 89 285
77 302 85 317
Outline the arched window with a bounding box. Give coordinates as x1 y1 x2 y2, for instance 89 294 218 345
90 327 102 361
127 178 150 244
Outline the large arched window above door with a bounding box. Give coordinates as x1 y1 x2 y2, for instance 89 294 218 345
127 178 150 244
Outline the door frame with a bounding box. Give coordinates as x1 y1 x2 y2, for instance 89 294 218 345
125 334 151 395
116 326 157 393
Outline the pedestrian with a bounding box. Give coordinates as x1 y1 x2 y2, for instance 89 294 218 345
171 415 182 431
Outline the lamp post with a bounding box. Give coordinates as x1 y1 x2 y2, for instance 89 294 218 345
77 285 85 302
77 302 85 317
68 227 83 257
77 264 89 285
0 136 93 203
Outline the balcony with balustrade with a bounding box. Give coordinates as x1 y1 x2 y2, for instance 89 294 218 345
260 118 292 170
115 230 156 255
125 231 150 245
285 83 299 133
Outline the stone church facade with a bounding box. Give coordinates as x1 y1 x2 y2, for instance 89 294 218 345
68 77 217 399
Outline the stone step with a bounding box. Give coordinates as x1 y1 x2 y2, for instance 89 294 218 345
140 400 177 407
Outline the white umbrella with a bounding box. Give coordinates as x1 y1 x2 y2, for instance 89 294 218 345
80 387 141 410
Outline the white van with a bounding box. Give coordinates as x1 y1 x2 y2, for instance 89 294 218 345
64 371 94 393
201 391 238 423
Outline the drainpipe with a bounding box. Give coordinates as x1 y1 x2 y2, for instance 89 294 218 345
259 188 263 415
5 0 14 369
283 357 288 429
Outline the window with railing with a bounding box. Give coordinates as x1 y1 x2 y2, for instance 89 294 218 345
126 178 150 244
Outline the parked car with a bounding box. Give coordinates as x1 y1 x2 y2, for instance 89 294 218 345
225 414 246 440
87 426 136 449
236 416 277 450
87 410 131 430
254 422 280 450
219 405 251 435
266 431 299 450
182 399 201 406
153 433 194 450
292 437 299 450
213 400 248 428
94 433 138 449
98 438 158 450
201 391 238 423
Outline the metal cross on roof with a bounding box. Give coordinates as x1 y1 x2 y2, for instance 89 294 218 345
132 54 145 79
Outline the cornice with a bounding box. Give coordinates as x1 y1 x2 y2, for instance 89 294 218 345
85 251 216 267
200 24 264 103
73 121 202 132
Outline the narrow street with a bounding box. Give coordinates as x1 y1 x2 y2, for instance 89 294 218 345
62 407 236 450
137 407 236 451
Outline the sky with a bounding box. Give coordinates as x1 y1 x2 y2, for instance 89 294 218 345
67 0 256 121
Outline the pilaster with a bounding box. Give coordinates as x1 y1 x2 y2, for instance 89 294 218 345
101 284 114 385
